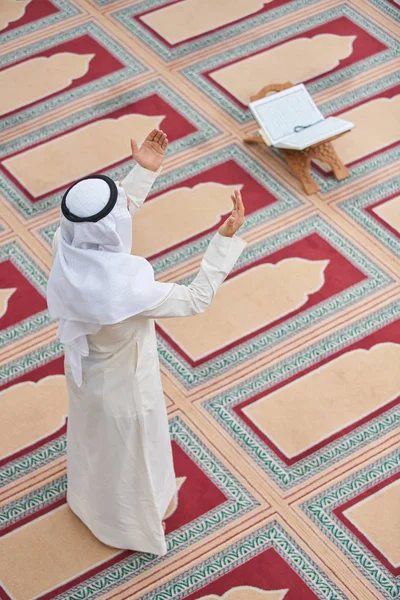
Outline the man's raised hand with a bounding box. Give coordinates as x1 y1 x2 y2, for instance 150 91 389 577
130 129 168 172
219 190 245 238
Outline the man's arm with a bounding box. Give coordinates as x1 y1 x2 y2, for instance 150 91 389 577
139 232 246 318
121 129 168 216
120 165 159 216
139 189 246 318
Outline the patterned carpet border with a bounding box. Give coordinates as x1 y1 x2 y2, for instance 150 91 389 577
0 22 148 133
302 450 400 599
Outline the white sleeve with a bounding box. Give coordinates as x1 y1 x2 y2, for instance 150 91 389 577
51 227 61 263
140 233 247 318
120 164 160 216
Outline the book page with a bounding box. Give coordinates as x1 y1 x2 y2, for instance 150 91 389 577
250 85 323 143
276 117 354 150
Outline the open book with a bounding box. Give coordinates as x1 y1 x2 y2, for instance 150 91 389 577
249 84 354 150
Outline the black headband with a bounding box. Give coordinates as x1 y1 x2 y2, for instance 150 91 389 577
61 174 118 223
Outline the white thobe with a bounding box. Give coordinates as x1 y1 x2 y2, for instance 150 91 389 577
52 165 246 556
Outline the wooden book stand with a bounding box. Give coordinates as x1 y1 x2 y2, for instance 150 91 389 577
244 82 351 195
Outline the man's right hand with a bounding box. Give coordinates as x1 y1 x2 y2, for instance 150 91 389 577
130 129 168 172
219 190 245 238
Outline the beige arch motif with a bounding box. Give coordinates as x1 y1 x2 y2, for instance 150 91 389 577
373 196 400 233
334 96 400 164
0 0 31 31
159 258 329 360
198 587 288 600
0 376 68 458
344 479 400 567
164 477 187 519
0 287 16 319
0 53 95 117
210 34 356 105
0 505 119 599
243 343 400 458
4 114 165 197
141 0 274 45
132 182 241 257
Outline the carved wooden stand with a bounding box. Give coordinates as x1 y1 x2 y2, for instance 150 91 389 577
244 82 351 195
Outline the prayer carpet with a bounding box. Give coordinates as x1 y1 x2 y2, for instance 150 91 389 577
0 0 399 598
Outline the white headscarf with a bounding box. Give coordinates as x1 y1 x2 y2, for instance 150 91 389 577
47 176 173 387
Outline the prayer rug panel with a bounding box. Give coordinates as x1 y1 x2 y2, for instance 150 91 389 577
0 415 257 600
130 156 293 261
302 449 400 599
203 304 399 489
110 0 318 61
0 0 80 45
152 215 392 386
127 521 346 599
0 81 219 218
181 5 399 123
0 22 147 132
